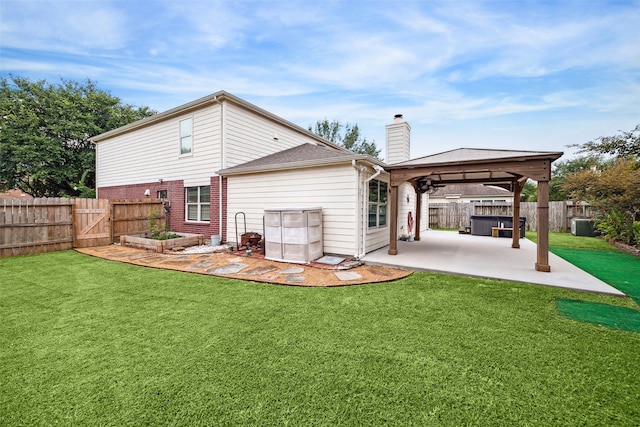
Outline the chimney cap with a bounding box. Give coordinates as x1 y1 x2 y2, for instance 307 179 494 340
394 114 403 123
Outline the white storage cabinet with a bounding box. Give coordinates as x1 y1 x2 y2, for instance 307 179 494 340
264 207 323 263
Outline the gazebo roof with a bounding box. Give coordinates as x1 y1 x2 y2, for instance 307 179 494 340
386 147 563 188
390 148 562 167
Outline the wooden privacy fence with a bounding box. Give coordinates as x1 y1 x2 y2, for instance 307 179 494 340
428 201 597 232
0 198 165 258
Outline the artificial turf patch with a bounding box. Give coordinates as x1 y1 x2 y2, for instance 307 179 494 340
551 248 640 304
550 247 640 332
556 299 640 333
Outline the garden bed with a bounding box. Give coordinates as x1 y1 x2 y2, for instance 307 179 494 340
120 233 205 253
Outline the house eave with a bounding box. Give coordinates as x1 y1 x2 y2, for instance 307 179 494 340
218 154 384 176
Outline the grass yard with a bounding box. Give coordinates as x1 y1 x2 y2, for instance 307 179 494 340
526 231 640 333
1 251 639 426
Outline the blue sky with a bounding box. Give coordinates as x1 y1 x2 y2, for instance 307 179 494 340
1 0 639 161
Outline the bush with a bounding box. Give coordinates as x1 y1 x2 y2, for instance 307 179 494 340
596 209 639 247
148 210 179 240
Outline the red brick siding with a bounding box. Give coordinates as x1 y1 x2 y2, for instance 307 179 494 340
98 177 227 241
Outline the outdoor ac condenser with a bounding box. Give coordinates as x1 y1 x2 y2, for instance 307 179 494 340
571 218 595 237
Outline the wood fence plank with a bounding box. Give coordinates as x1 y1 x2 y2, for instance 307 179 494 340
427 201 596 232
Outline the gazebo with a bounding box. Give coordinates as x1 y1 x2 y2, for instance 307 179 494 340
385 148 563 272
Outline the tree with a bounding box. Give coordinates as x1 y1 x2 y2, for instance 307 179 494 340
309 119 381 160
520 180 537 202
562 158 640 245
549 155 604 201
569 124 639 159
0 75 155 197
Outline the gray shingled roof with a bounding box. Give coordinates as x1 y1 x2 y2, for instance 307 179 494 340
219 143 372 175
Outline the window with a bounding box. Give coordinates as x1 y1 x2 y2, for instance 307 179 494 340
179 118 193 155
186 186 210 222
368 179 388 228
157 190 167 199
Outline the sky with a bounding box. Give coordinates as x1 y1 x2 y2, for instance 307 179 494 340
1 0 639 162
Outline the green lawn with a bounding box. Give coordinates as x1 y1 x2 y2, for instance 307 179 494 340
1 251 639 426
526 231 618 250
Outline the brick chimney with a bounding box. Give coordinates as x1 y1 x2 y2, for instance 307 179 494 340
385 114 411 164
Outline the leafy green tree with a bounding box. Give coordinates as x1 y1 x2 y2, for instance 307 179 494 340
569 124 639 159
520 180 537 202
562 158 640 245
309 119 381 160
0 75 155 197
549 155 604 201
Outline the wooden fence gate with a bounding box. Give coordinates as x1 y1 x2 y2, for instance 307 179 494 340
0 197 165 257
73 198 111 248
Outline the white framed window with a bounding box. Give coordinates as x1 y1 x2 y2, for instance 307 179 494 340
179 118 193 155
368 179 388 228
186 186 210 222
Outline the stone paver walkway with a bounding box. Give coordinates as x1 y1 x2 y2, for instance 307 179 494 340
76 245 412 287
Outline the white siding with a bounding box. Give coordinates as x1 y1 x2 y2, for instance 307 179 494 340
226 164 360 257
96 104 222 187
385 121 411 164
223 103 318 169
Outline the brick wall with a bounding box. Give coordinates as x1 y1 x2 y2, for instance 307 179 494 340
98 177 228 242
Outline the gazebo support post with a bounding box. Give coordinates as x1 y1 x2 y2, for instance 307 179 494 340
414 190 422 241
512 181 522 249
388 184 399 255
535 180 551 272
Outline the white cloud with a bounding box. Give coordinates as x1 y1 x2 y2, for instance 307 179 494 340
0 1 129 53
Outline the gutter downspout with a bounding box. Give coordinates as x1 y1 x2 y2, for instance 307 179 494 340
351 160 360 258
358 164 384 259
214 96 224 242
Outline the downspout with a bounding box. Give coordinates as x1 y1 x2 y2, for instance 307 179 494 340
214 96 224 241
358 164 384 259
351 160 360 258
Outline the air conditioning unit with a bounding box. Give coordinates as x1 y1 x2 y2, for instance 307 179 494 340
571 218 595 236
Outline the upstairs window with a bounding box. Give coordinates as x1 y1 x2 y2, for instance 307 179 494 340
368 179 388 228
179 118 193 155
186 186 210 222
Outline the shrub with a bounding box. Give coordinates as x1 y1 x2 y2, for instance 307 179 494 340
596 209 638 247
148 210 180 240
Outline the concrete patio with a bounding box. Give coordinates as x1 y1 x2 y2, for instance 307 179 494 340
362 230 625 296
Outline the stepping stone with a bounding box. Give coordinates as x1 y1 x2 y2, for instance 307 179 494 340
279 267 304 275
241 267 277 275
130 253 158 260
315 255 345 265
336 260 362 270
186 261 216 271
164 256 191 263
206 263 249 275
286 275 306 284
106 251 130 258
137 256 169 264
334 271 362 281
